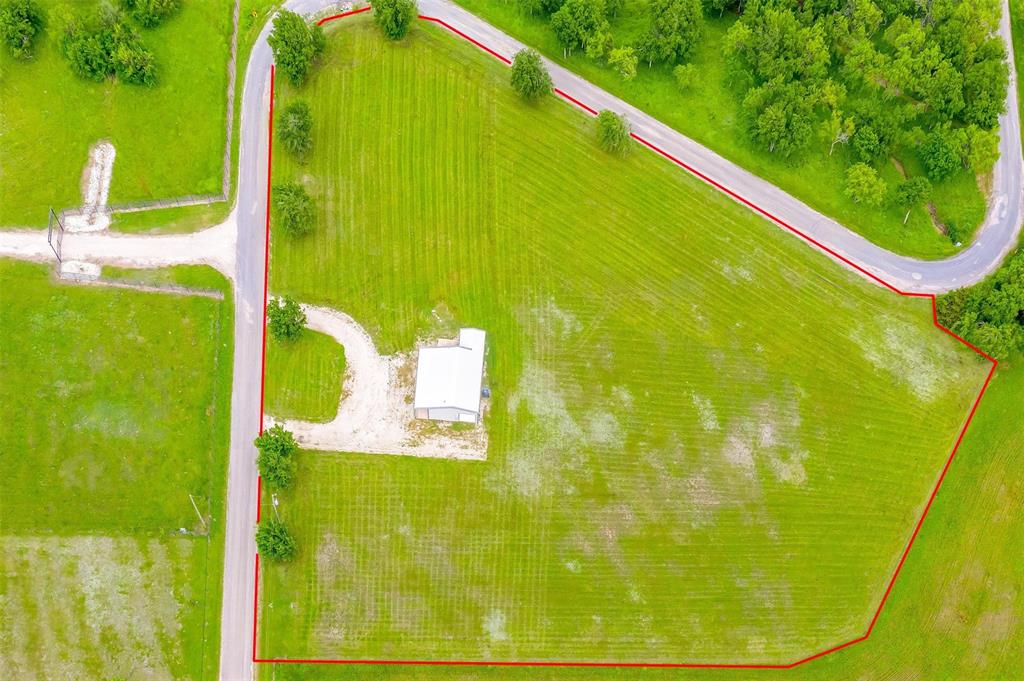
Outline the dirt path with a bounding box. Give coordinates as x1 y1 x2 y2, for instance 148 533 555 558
266 303 488 460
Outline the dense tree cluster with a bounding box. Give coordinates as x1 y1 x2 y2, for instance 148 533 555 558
938 250 1024 360
722 0 1008 180
511 48 552 100
255 519 298 561
268 10 326 87
118 0 181 28
255 424 299 489
278 99 314 162
267 296 307 342
272 182 316 237
0 0 43 59
57 5 157 85
371 0 417 40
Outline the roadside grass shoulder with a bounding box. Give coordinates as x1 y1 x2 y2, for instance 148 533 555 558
0 0 233 228
0 260 233 678
257 19 990 664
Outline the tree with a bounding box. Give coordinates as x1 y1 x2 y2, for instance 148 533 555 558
255 519 298 561
118 0 181 28
0 0 43 59
673 62 696 92
893 176 932 224
596 109 631 154
267 10 326 87
551 0 608 57
824 113 855 156
742 81 815 157
267 297 306 342
966 125 999 174
254 424 299 489
58 7 156 85
852 125 881 163
278 100 313 162
919 128 961 181
272 182 315 237
516 0 544 15
607 46 637 80
640 0 702 66
510 49 552 101
962 42 1008 129
844 163 887 206
371 0 416 40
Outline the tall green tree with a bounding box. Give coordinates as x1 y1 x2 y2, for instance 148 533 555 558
0 0 43 59
893 176 932 224
267 10 326 87
278 100 313 162
550 0 608 57
255 519 298 561
637 0 702 67
272 182 316 237
919 128 962 182
742 81 815 157
371 0 417 40
267 296 307 342
510 48 552 101
607 46 637 80
596 109 631 154
254 424 299 489
844 163 887 206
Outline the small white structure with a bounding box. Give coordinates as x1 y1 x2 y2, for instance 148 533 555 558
413 328 486 424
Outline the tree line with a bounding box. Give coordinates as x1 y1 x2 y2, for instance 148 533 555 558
510 0 1010 235
939 248 1024 361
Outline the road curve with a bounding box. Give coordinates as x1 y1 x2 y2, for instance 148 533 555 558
218 1 1024 678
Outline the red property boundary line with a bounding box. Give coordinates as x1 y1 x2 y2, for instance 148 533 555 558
251 7 999 670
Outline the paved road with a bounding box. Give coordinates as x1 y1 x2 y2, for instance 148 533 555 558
216 1 1024 678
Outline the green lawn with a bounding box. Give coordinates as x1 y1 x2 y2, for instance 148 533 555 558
256 20 990 665
265 330 346 422
0 260 233 678
448 0 986 258
0 0 234 228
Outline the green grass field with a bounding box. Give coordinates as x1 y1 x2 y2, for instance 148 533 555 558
449 0 986 258
265 330 347 422
255 20 990 665
0 260 233 678
0 0 233 228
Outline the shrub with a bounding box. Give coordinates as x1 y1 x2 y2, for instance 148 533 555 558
371 0 417 40
510 48 552 101
673 63 696 92
59 7 156 85
272 182 315 237
255 519 298 561
278 100 313 162
254 424 299 489
268 10 326 87
118 0 181 28
267 297 306 342
0 0 44 59
607 46 637 80
596 109 631 155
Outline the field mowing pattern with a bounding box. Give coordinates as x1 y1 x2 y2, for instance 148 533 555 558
259 20 989 664
265 330 347 422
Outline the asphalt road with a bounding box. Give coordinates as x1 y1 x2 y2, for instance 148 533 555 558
217 1 1024 678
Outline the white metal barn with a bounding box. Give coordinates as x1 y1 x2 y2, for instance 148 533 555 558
413 328 486 424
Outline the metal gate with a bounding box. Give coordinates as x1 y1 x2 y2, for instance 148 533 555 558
47 208 65 262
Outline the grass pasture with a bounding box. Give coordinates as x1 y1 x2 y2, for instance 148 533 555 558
257 19 991 665
0 0 233 228
265 331 347 422
0 260 232 678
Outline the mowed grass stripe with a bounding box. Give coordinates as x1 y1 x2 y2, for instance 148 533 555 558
261 19 987 663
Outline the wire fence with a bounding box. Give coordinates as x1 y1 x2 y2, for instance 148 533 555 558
47 208 65 262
